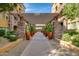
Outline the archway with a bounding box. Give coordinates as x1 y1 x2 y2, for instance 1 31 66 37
23 13 59 40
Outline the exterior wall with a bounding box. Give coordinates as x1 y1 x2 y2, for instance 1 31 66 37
52 3 65 13
0 12 8 28
9 15 15 31
14 4 25 39
76 21 79 29
67 22 76 29
67 18 79 30
52 3 61 13
16 4 25 13
0 3 25 30
9 3 25 31
0 19 8 28
51 3 66 44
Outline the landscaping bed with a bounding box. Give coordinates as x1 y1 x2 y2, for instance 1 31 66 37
0 29 18 48
62 30 79 47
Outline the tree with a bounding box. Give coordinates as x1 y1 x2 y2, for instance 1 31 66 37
0 3 17 12
61 3 79 20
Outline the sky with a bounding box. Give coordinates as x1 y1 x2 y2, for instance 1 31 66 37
24 3 52 13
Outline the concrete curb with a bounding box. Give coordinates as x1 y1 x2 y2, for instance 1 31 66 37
60 40 79 54
0 39 22 53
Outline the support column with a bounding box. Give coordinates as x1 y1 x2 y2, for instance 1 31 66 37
53 16 63 48
17 17 26 40
9 15 15 31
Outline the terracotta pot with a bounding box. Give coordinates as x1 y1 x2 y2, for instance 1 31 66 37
31 32 35 36
44 31 47 37
47 32 53 40
25 32 31 40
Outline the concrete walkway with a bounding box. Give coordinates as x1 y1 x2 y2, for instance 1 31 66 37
21 32 79 56
21 32 52 56
0 40 29 56
0 32 78 56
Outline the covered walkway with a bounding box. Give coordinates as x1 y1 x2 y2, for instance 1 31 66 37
21 32 52 56
0 32 78 56
21 32 78 56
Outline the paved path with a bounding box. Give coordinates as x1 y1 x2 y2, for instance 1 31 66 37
21 32 52 56
21 32 79 56
0 32 79 56
0 40 29 56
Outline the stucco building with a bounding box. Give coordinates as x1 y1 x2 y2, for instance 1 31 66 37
0 3 25 31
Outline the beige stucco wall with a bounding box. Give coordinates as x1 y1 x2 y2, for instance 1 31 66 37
0 13 8 28
52 3 65 13
0 19 8 28
67 18 79 30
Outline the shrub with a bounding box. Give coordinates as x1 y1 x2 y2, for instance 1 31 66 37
72 34 79 47
0 29 5 36
4 31 17 42
63 30 79 47
30 24 36 32
62 33 71 42
25 24 31 32
44 22 53 32
8 35 17 42
64 30 79 36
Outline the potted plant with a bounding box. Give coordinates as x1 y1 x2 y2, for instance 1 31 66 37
30 24 36 36
42 25 47 37
0 29 5 37
45 22 53 40
25 23 31 40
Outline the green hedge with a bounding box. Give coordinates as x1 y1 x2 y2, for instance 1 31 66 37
63 31 79 47
0 29 5 36
7 35 17 42
62 33 71 42
4 31 17 42
0 29 17 42
72 34 79 47
64 31 79 36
